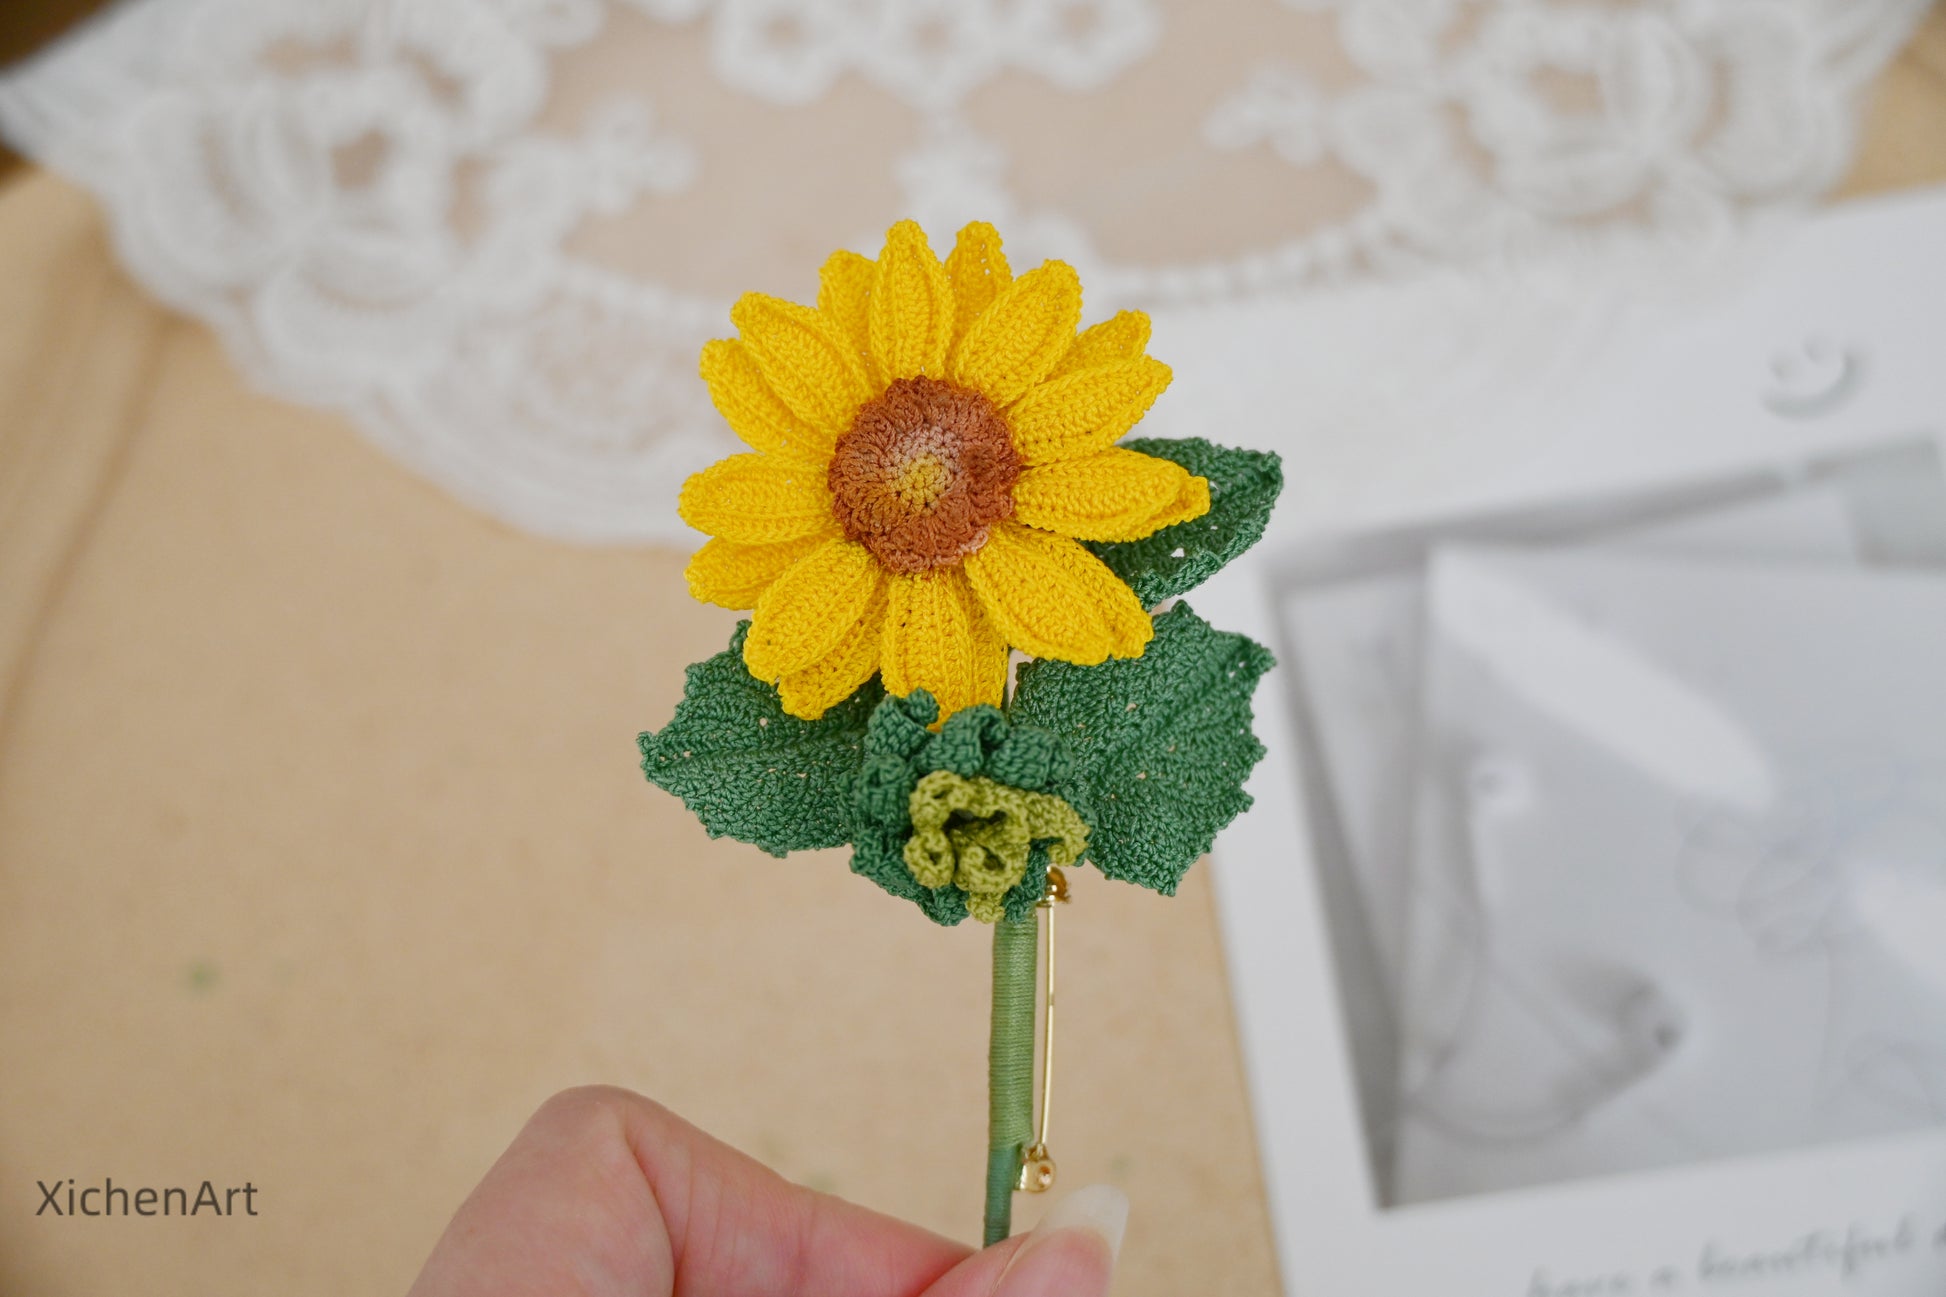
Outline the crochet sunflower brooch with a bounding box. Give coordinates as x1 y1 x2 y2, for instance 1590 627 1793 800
640 219 1281 1244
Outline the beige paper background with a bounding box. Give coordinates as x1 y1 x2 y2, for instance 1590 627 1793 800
1 14 1942 1292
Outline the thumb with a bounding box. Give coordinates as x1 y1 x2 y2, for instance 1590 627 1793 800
921 1185 1128 1297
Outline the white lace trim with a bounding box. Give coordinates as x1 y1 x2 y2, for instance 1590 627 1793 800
0 0 1926 542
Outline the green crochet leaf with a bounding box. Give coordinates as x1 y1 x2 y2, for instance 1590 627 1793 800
1086 438 1283 605
639 622 881 857
1008 602 1274 895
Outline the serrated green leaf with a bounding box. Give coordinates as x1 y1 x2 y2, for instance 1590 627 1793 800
639 622 881 857
1086 438 1282 605
1008 603 1274 894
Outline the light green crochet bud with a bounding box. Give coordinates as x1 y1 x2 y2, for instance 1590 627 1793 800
903 772 1088 923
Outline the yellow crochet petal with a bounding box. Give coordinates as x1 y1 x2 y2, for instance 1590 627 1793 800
881 568 1008 718
731 292 873 439
678 453 834 545
817 248 879 388
698 338 835 470
963 522 1153 664
1144 469 1212 533
1005 356 1173 465
944 221 1012 349
869 220 954 382
1048 309 1151 380
685 533 835 610
949 259 1083 408
969 595 1011 710
1011 448 1207 543
777 582 888 720
744 539 884 681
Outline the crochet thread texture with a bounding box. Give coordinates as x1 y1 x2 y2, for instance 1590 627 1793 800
1011 602 1275 895
905 772 1088 923
644 224 1288 921
1085 438 1285 606
640 607 1277 919
828 377 1019 574
638 622 880 857
679 219 1216 721
851 692 1075 925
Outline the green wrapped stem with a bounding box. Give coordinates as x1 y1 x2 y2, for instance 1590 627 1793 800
983 913 1038 1245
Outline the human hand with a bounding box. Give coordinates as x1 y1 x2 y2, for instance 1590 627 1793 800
407 1086 1126 1297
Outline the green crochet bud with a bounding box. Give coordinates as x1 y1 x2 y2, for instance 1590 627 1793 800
903 772 1088 923
850 692 1081 925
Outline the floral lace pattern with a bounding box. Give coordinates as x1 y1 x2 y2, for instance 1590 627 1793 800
697 0 1160 110
1203 2 1925 282
0 0 1925 542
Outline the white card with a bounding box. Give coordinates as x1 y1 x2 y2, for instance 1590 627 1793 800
1286 485 1861 1018
1395 546 1946 1205
1280 471 1902 1177
1203 186 1946 1297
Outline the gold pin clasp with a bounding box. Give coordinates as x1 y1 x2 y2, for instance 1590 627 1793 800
1018 1143 1057 1192
1017 866 1070 1194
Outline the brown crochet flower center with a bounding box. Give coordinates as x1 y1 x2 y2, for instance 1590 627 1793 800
828 377 1020 574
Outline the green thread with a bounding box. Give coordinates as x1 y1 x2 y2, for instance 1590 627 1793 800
637 440 1287 1260
1011 602 1275 895
641 610 1275 908
904 773 1087 923
639 622 881 856
984 913 1037 1246
851 692 1075 924
1085 438 1283 606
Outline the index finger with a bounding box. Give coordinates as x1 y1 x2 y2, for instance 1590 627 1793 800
409 1085 977 1297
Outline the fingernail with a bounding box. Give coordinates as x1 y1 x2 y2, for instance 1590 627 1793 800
995 1184 1128 1296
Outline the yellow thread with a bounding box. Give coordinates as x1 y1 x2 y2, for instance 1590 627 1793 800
684 221 1207 720
963 521 1154 665
903 772 1087 924
743 539 884 681
817 248 879 387
949 260 1083 407
778 581 889 720
698 338 833 470
881 568 1008 719
677 453 833 545
1006 357 1174 467
1012 447 1208 543
730 293 873 438
685 533 836 610
1150 468 1214 533
945 221 1011 342
870 220 954 382
1047 309 1151 380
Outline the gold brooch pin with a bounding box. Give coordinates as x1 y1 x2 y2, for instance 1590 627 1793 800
1017 865 1070 1193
